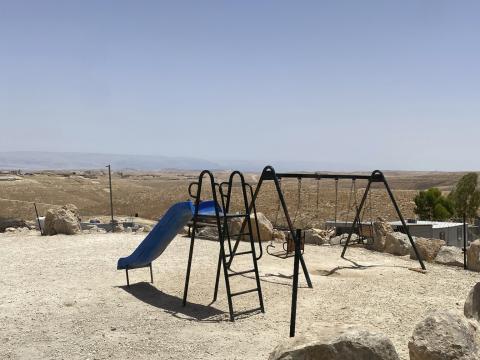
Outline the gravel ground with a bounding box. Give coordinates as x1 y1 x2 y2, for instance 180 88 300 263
0 232 478 360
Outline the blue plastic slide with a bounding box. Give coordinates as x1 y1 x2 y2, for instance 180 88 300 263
117 200 220 270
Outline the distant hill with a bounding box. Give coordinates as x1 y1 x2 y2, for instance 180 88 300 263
0 151 366 172
0 151 222 171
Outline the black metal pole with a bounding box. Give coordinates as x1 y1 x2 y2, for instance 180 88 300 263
106 165 114 232
290 228 302 337
463 214 467 270
33 202 43 236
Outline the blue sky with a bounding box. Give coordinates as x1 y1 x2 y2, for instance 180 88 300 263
1 1 479 171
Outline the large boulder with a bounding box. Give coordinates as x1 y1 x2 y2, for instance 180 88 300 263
435 246 464 268
467 240 480 272
410 238 446 262
269 325 399 360
228 212 275 241
43 204 81 235
384 232 412 256
367 217 393 252
408 310 479 360
465 283 480 322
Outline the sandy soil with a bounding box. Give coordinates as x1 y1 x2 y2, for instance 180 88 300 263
1 232 478 360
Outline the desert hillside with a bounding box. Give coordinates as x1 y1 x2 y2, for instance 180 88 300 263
0 169 474 228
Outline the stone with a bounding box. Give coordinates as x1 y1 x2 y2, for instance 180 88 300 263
125 227 132 233
5 227 17 233
228 212 274 242
384 232 412 256
273 229 286 241
410 238 446 262
43 204 81 235
465 283 480 322
367 217 393 252
114 223 124 232
197 226 218 239
435 246 464 267
467 240 480 272
0 218 29 232
304 228 335 245
329 233 359 246
408 310 479 360
269 325 399 360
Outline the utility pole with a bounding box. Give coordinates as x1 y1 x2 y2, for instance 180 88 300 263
106 165 115 232
463 213 467 270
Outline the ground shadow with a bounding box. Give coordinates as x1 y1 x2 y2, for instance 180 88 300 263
118 282 225 322
314 257 416 276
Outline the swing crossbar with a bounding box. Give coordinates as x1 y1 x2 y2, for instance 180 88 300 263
269 172 382 181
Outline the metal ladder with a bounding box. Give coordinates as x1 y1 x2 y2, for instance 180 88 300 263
182 170 264 321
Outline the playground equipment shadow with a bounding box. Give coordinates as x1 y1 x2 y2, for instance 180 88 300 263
118 282 225 322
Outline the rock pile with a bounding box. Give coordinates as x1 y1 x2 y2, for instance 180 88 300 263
44 204 81 235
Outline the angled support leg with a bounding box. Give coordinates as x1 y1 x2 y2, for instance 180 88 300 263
382 176 426 270
213 250 222 302
182 225 197 306
125 268 130 287
149 263 153 284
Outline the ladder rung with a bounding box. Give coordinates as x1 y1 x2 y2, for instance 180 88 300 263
225 250 252 257
234 307 263 317
228 269 256 277
231 288 258 297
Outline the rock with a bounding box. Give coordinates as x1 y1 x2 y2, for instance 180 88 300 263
43 204 81 235
330 233 359 246
134 227 144 234
467 240 480 272
249 212 274 241
410 238 446 262
367 217 393 252
408 310 479 360
304 228 335 245
125 227 132 233
384 232 412 256
5 227 17 233
197 226 218 239
435 246 464 267
228 212 274 242
143 225 152 233
114 223 124 232
0 218 29 232
273 229 286 241
465 283 480 322
269 325 399 360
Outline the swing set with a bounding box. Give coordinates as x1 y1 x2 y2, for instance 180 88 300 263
225 165 426 337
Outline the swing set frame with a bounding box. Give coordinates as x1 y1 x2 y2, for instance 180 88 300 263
234 165 426 337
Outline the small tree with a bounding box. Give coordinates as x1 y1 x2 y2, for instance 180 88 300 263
449 173 480 222
414 187 454 221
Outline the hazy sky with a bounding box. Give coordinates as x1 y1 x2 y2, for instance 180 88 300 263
1 1 479 171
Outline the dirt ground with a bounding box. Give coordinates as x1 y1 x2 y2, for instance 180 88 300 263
1 231 478 360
